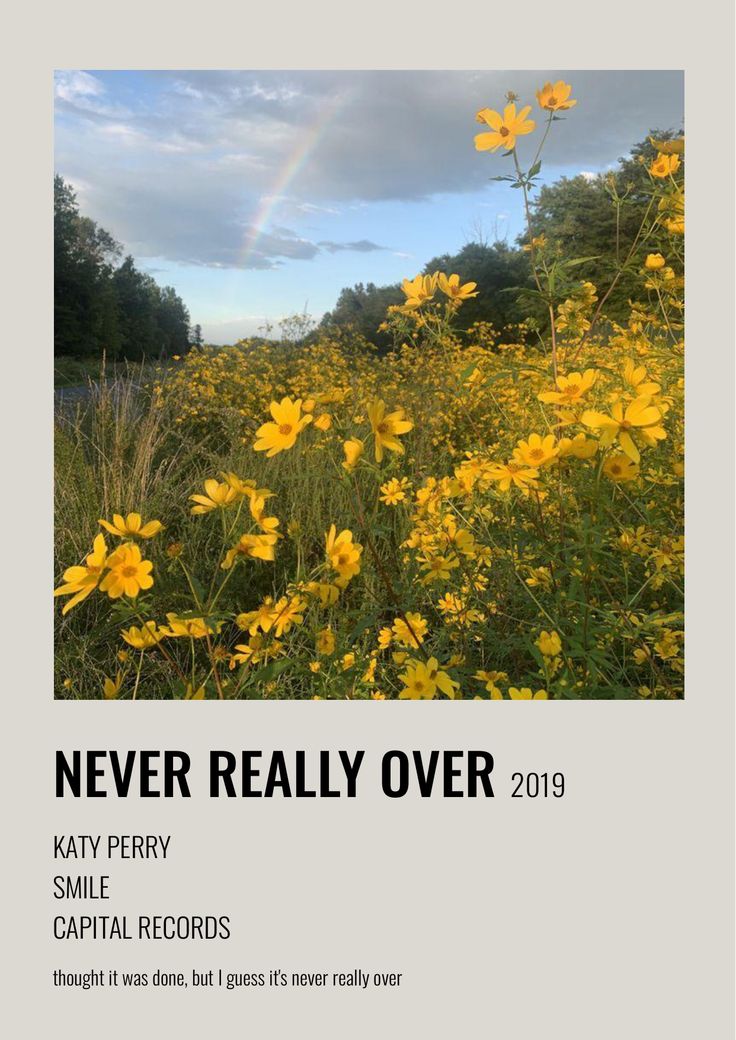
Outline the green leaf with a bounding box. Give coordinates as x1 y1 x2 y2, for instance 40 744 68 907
561 255 601 268
348 610 381 644
249 658 292 687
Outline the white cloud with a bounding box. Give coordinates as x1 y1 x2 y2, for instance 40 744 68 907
55 70 104 103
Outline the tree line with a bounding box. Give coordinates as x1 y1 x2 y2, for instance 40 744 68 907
54 175 197 360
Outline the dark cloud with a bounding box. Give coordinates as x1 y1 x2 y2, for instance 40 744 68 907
318 239 386 253
55 70 683 269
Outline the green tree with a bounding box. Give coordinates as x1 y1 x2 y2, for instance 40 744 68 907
320 282 403 352
113 258 160 361
527 129 683 319
157 286 191 357
422 240 535 331
54 175 122 357
55 174 192 362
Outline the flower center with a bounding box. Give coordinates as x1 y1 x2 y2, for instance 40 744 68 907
121 565 138 578
529 448 545 461
377 421 389 434
548 96 557 106
337 553 349 567
278 423 293 436
499 126 510 137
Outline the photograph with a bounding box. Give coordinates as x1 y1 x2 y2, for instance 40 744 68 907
53 69 685 700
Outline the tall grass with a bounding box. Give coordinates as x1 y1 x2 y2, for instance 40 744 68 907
54 369 429 697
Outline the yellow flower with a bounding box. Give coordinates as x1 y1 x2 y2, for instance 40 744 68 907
99 513 163 539
314 413 332 431
99 542 154 600
400 273 438 310
377 627 393 649
426 657 459 699
644 253 666 271
474 670 508 699
603 453 640 483
366 399 413 462
556 433 598 460
303 581 341 607
392 612 428 649
419 553 459 583
341 652 356 671
190 478 239 514
536 630 562 657
309 661 321 673
229 634 283 669
103 673 123 700
508 687 548 700
222 472 273 500
650 153 680 179
121 620 165 650
649 136 684 156
581 395 664 464
342 438 364 472
475 103 536 152
513 433 559 468
398 660 436 699
622 359 660 397
166 541 184 558
437 273 478 302
538 369 597 405
222 533 278 569
658 189 684 235
270 596 306 637
54 534 108 614
522 234 547 252
160 614 220 639
486 461 539 493
536 80 577 111
249 494 280 537
236 598 276 636
316 627 336 655
325 525 363 581
253 397 312 457
379 477 410 505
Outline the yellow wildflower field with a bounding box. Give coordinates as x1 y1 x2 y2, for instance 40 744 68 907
54 83 684 700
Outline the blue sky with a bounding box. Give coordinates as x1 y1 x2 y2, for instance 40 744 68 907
54 70 683 343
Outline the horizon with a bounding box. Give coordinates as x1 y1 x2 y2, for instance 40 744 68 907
54 69 684 344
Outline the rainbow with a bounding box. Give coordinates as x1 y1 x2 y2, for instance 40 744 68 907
240 93 345 267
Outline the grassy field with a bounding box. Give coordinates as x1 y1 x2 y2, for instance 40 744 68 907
54 89 684 701
54 304 683 700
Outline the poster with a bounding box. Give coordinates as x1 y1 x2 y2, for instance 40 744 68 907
4 3 734 1036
